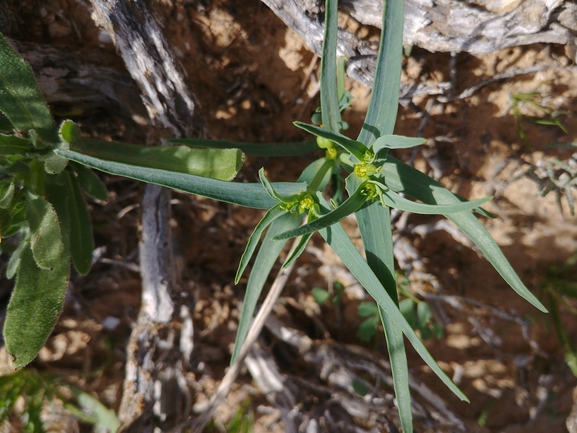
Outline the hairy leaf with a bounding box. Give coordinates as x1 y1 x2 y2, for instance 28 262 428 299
4 244 69 369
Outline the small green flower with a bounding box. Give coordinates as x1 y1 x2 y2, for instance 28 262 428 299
354 162 378 178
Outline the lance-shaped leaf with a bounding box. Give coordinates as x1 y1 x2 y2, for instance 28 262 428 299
0 33 57 146
71 162 108 202
356 0 403 147
356 202 412 433
318 205 468 403
294 122 367 162
373 135 427 153
383 155 546 312
3 244 69 369
379 187 492 214
282 223 315 269
319 0 341 132
26 192 63 270
235 203 286 284
55 149 305 210
169 138 319 157
259 168 297 203
231 213 300 364
274 187 367 240
60 120 244 181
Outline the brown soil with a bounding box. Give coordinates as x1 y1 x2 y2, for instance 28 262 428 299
2 0 577 432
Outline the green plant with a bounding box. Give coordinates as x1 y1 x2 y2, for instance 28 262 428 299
311 280 345 306
357 273 443 343
510 86 568 149
0 1 550 431
539 253 577 376
0 33 244 369
524 151 577 216
0 368 120 432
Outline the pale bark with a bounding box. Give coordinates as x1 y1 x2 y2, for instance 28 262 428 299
263 0 577 89
88 1 204 431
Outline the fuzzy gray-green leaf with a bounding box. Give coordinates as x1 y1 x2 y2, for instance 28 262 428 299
26 192 63 270
60 120 244 181
169 138 318 157
3 244 69 369
0 33 57 146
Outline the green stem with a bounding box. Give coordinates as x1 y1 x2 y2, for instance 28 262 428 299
308 158 335 192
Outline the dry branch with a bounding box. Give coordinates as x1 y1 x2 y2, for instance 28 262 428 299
263 0 577 94
89 0 204 431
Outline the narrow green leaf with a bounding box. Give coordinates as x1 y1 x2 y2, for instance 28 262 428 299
235 203 286 284
0 178 14 208
60 121 244 181
319 213 468 402
380 188 492 214
357 0 404 146
383 156 547 312
373 135 427 153
55 149 305 210
259 168 291 202
282 231 314 269
3 244 69 369
274 188 367 240
356 201 413 433
320 0 341 132
0 33 57 146
231 213 300 364
168 138 319 157
26 192 63 270
71 162 108 202
66 171 94 275
295 122 367 161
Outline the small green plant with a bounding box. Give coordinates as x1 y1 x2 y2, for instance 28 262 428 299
0 368 120 432
524 151 577 216
539 253 577 376
311 280 345 306
510 86 568 148
0 1 550 431
356 273 443 343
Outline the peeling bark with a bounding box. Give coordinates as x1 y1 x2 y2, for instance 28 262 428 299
263 0 577 89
